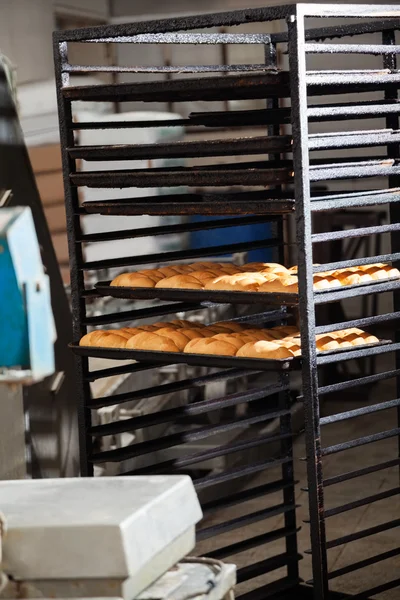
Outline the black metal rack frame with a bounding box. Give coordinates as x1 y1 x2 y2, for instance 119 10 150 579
54 4 400 600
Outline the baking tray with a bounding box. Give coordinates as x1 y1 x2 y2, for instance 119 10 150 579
70 339 391 372
94 282 299 306
314 276 400 303
95 276 400 307
70 344 299 371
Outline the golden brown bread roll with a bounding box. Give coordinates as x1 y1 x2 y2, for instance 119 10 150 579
243 262 289 275
288 264 321 274
111 273 160 288
381 264 400 278
79 331 104 346
212 334 247 351
157 266 183 277
271 325 299 338
212 321 245 333
334 270 372 286
205 272 272 292
99 333 129 348
363 266 391 280
187 262 221 272
316 336 341 351
126 332 180 352
153 327 191 351
155 274 204 289
280 340 302 356
258 275 298 294
314 275 341 289
205 325 238 335
236 340 295 359
80 331 128 348
179 328 208 340
184 337 239 356
189 271 220 284
170 319 203 328
137 324 161 331
230 332 261 342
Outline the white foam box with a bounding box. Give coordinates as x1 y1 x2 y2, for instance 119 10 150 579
0 476 202 581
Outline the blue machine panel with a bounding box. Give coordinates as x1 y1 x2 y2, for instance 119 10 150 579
0 207 55 379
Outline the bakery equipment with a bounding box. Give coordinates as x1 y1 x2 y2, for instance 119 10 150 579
0 205 55 480
54 5 400 599
0 206 55 383
0 476 203 599
0 62 79 477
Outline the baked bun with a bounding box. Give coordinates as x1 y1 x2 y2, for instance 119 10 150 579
179 328 208 340
187 262 220 272
184 337 239 356
334 270 372 286
237 340 294 359
111 272 161 288
170 319 203 328
258 275 298 294
212 334 247 351
271 325 300 338
243 262 289 275
189 271 219 284
79 331 105 346
157 266 183 277
155 274 204 289
212 321 245 333
280 340 302 356
80 331 128 348
316 336 341 351
364 266 391 280
153 327 191 351
126 332 180 352
314 275 341 289
205 272 271 292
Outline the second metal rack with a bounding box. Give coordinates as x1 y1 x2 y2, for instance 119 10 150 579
54 4 400 600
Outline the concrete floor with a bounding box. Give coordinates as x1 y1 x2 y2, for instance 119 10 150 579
196 364 400 598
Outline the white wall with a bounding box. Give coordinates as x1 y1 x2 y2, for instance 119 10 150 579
54 0 109 20
0 0 55 84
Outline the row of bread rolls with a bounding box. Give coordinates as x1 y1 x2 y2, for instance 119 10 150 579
111 261 400 294
79 321 379 360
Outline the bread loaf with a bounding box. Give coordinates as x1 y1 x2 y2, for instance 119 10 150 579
314 275 341 289
189 271 220 284
170 319 203 328
155 274 204 289
205 272 272 292
184 337 239 356
237 340 294 359
258 275 298 294
212 334 247 351
179 328 208 340
212 321 245 333
157 266 183 277
316 336 341 351
80 331 128 348
243 262 289 275
334 270 372 286
79 331 104 346
152 327 192 350
126 332 180 352
111 272 160 288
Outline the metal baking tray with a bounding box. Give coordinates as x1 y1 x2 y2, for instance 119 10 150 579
95 276 400 307
314 276 400 303
70 344 300 371
70 339 391 372
94 282 299 306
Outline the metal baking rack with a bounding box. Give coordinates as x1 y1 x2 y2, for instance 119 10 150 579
54 4 400 600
